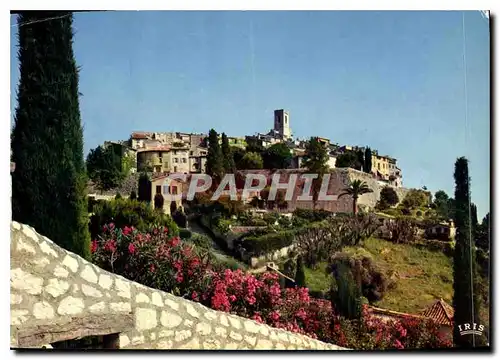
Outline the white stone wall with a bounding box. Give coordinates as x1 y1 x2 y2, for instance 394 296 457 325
10 222 347 350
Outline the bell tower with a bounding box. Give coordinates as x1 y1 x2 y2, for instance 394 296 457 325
273 109 291 140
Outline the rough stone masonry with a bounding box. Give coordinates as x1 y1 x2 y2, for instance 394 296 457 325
10 221 348 350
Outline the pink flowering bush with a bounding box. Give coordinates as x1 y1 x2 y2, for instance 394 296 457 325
91 224 452 350
91 223 212 298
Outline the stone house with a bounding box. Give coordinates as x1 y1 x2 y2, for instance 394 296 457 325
424 220 456 241
150 175 184 216
137 145 191 174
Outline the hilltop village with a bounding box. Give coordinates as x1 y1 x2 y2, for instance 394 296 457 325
99 109 403 189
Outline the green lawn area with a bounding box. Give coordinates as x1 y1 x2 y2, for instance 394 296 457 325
304 238 453 315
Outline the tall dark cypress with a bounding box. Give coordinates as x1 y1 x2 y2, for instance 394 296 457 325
364 147 372 174
470 203 478 239
11 11 90 259
221 133 235 174
205 129 224 185
452 157 482 347
294 255 307 288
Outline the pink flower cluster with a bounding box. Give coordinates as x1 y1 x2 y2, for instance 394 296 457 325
90 223 452 350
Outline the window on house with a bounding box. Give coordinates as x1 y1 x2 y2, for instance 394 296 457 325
182 158 187 163
156 185 161 194
378 163 381 170
171 186 178 195
174 166 177 172
174 158 178 163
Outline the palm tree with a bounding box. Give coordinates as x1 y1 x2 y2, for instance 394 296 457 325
339 180 373 215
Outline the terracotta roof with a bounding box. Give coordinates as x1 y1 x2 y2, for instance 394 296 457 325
131 132 151 139
420 298 454 326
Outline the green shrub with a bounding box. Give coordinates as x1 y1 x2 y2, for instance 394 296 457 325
189 233 213 249
241 229 296 256
179 228 192 240
214 218 232 235
251 218 268 227
293 208 333 223
263 211 280 226
90 198 179 239
382 208 401 217
172 210 188 228
291 216 308 228
278 215 292 228
210 255 247 271
115 192 122 200
295 255 307 287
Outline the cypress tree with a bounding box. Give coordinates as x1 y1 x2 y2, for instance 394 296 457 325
364 147 372 174
470 203 478 239
355 150 364 171
206 129 224 185
138 172 152 203
221 132 235 174
331 263 362 320
294 255 307 288
452 157 482 348
11 11 90 259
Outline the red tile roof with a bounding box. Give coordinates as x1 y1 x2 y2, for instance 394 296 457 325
420 298 454 326
131 132 151 139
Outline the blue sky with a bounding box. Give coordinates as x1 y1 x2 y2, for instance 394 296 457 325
10 11 490 217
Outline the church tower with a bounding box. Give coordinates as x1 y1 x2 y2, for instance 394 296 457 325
273 109 292 140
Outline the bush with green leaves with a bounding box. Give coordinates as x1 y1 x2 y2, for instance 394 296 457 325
294 214 380 269
295 255 307 287
278 215 292 228
328 253 391 304
189 233 213 250
241 229 296 257
89 198 179 239
379 187 399 207
293 208 333 223
381 208 402 217
172 209 188 228
401 189 430 210
263 211 280 226
385 216 419 244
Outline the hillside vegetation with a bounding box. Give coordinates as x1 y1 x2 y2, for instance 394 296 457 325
305 237 453 314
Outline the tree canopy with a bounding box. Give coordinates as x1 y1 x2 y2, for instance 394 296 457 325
11 11 90 259
86 145 125 191
263 142 292 169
